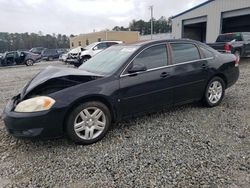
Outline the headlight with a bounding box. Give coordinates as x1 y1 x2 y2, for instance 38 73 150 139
14 96 55 112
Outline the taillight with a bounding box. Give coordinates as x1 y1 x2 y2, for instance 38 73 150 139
234 55 239 67
224 43 230 53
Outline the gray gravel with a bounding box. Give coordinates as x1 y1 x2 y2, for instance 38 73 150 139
0 60 250 188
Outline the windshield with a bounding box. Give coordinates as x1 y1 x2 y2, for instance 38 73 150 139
216 33 242 42
84 43 98 50
79 45 139 75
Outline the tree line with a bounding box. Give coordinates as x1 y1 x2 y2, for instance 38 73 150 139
0 16 172 53
0 32 70 53
112 16 172 35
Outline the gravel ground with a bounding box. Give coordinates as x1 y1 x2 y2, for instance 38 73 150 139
0 59 249 188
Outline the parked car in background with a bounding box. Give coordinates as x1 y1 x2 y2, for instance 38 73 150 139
0 53 3 59
0 51 41 66
77 41 123 67
67 41 123 67
208 32 250 61
41 49 59 61
58 49 69 62
3 39 239 145
66 46 84 64
59 52 69 62
30 47 46 55
57 48 69 56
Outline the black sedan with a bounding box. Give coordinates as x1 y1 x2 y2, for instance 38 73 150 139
3 39 239 144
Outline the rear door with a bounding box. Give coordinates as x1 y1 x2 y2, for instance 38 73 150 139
119 44 174 117
169 43 211 104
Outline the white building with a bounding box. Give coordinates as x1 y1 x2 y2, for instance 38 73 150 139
171 0 250 43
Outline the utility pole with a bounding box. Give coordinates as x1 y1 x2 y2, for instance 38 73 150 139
149 5 154 40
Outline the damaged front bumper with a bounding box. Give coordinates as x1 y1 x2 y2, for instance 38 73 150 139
2 95 66 139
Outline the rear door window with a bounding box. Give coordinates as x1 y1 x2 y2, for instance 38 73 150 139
170 43 201 64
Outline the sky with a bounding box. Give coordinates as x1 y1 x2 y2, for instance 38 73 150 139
0 0 207 35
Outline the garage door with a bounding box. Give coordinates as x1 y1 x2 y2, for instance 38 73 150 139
222 7 250 33
183 16 207 25
182 16 207 42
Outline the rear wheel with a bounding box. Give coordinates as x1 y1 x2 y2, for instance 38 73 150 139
25 59 34 66
66 101 111 145
204 77 225 107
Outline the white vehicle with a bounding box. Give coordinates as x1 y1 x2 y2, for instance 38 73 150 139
65 46 84 64
60 53 69 62
77 41 122 67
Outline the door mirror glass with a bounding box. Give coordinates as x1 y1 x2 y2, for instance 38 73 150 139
128 63 147 73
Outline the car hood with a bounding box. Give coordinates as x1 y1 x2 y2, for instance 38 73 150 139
80 49 90 56
21 66 103 99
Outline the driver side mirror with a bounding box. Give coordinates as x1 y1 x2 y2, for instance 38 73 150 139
93 46 98 51
128 63 147 74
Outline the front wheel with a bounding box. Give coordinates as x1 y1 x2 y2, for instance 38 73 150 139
79 56 90 66
204 77 225 107
66 101 111 145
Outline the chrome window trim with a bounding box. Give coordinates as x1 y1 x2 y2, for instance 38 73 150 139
120 42 214 78
120 57 214 77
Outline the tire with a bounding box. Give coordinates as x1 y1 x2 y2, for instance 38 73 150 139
66 101 111 145
48 57 53 61
25 59 34 66
79 56 90 66
234 50 241 62
204 77 225 107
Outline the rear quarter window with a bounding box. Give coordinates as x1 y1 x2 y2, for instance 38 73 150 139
199 46 214 58
170 43 200 64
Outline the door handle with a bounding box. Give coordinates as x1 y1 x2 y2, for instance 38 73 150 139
160 72 169 78
201 64 208 69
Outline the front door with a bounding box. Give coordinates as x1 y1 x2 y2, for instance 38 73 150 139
119 44 174 117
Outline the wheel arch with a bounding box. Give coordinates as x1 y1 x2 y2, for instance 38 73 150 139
81 55 91 59
210 73 228 88
62 95 116 132
233 47 243 56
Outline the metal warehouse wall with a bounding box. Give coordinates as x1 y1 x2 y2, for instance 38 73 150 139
172 0 250 43
70 31 139 48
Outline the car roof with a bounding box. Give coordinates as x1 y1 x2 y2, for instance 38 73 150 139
98 41 123 43
125 39 201 47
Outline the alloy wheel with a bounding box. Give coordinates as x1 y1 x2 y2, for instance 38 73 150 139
26 60 33 66
73 107 106 140
207 81 223 104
